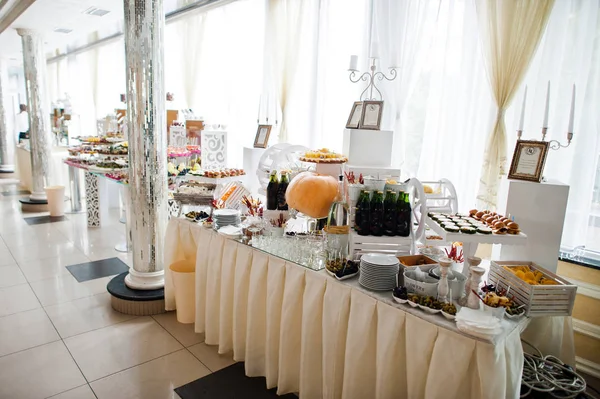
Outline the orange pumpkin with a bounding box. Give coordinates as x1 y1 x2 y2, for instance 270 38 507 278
285 172 338 218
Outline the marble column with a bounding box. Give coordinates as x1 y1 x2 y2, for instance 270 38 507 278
17 29 52 201
123 0 167 290
0 58 14 172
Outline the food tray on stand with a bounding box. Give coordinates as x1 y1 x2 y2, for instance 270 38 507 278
425 216 527 275
488 260 577 317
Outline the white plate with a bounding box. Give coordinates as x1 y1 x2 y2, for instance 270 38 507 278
407 300 419 308
393 296 408 304
213 209 240 216
326 269 359 281
361 253 400 266
441 311 456 320
359 281 394 291
423 307 442 314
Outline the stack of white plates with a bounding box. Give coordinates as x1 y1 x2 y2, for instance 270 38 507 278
213 209 241 229
358 253 400 291
455 307 502 339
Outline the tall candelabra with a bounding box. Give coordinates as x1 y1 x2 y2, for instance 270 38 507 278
348 57 398 101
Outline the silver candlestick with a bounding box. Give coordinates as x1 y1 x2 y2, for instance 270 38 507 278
349 58 397 101
541 127 573 150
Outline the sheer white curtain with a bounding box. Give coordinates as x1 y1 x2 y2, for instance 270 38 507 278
401 0 494 209
165 0 266 164
475 0 555 209
373 0 439 167
502 0 600 251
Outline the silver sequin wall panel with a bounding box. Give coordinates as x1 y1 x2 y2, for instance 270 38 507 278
123 0 167 274
19 31 51 195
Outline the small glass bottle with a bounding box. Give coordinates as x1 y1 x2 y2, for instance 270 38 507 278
355 190 371 236
370 191 384 236
326 175 351 272
383 190 397 236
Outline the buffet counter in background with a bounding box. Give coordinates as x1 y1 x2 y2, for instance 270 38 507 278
15 144 69 191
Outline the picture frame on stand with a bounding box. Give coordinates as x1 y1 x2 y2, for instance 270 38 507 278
346 101 363 129
508 140 549 183
254 125 272 149
359 100 384 130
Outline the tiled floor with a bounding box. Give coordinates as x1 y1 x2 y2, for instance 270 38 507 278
0 179 236 398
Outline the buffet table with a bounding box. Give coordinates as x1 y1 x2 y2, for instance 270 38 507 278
165 218 549 399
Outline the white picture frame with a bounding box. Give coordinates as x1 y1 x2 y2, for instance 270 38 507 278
359 101 384 130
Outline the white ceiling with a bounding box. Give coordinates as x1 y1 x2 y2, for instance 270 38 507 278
0 0 211 61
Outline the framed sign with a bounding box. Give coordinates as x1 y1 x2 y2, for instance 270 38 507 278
169 124 187 147
345 101 363 129
508 140 549 183
254 125 272 148
359 100 384 130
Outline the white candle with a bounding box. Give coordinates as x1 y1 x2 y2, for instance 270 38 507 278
257 94 262 122
518 85 527 131
349 55 358 71
568 84 576 133
542 81 550 128
370 42 379 59
390 50 399 68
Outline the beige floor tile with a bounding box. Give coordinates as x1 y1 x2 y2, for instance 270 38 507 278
188 342 237 372
152 311 205 347
90 349 211 399
3 229 70 250
47 384 96 399
86 247 126 262
0 341 86 399
0 308 60 356
9 241 85 264
0 247 16 266
29 274 109 306
45 292 137 338
0 283 41 317
18 252 90 283
64 317 183 381
0 263 27 288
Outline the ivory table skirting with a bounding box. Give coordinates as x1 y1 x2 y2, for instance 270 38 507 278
164 219 575 399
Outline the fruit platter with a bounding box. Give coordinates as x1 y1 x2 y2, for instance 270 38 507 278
299 148 348 164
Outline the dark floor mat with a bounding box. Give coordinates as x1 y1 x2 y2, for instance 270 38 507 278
66 257 129 282
175 362 297 399
24 215 68 225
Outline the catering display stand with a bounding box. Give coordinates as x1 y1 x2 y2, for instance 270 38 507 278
492 178 569 273
425 216 527 275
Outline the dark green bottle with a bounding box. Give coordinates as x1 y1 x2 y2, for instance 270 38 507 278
277 170 289 210
370 191 384 236
383 190 397 236
266 170 279 210
355 190 371 236
395 192 411 237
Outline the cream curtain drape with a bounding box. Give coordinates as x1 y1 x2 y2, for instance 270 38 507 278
177 12 207 110
267 0 310 142
475 0 555 209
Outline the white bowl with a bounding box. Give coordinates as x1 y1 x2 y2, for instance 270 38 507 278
407 300 419 308
423 307 442 314
404 269 439 297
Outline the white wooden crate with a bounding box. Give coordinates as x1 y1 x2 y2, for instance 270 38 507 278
349 231 414 256
488 260 577 317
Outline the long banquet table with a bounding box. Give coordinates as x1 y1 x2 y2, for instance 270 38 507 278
164 218 574 399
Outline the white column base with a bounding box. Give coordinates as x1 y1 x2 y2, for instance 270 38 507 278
30 191 47 201
124 268 164 290
0 164 14 172
114 241 129 253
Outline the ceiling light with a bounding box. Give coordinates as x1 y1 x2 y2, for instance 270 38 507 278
83 7 111 17
53 28 73 34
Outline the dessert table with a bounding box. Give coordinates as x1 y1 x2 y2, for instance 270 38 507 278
163 219 581 399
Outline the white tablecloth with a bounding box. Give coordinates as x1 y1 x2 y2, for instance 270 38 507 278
164 219 573 399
